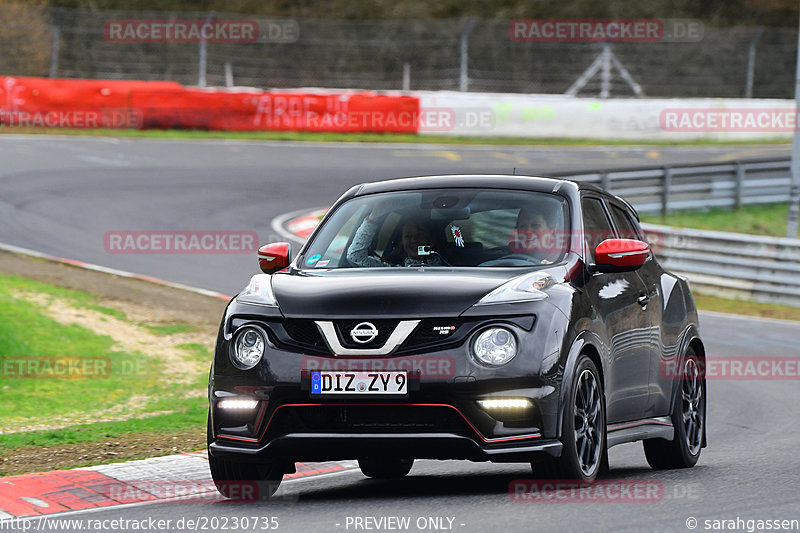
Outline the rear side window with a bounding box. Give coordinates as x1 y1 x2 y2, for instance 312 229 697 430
609 204 644 241
581 197 615 263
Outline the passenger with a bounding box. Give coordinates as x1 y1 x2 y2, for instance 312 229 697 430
347 204 445 267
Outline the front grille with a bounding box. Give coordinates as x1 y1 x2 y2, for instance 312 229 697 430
282 319 327 350
276 317 485 355
267 405 469 436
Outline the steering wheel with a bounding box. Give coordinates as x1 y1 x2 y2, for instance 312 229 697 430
478 254 541 267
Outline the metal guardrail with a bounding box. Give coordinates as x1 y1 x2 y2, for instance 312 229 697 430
552 156 792 215
642 223 800 308
552 157 800 306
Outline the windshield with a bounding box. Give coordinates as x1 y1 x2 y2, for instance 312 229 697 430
300 188 570 269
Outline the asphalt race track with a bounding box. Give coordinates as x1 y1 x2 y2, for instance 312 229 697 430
1 135 799 532
0 135 790 295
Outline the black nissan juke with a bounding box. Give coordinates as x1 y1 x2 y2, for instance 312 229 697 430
207 175 707 498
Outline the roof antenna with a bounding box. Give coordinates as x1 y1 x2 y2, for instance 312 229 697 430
512 167 517 175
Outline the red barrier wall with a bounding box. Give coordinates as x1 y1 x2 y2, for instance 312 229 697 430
0 76 420 133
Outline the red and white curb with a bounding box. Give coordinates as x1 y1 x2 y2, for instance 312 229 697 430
285 209 326 240
0 452 358 518
271 207 327 244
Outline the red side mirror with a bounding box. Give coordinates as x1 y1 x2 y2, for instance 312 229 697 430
594 239 649 272
258 242 291 274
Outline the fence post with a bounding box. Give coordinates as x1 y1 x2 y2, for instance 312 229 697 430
402 63 410 91
198 12 215 88
600 44 611 99
735 161 745 209
224 62 234 87
788 11 800 237
49 7 61 78
662 166 672 216
745 27 765 98
459 17 476 92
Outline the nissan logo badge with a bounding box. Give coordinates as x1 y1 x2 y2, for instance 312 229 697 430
350 322 379 344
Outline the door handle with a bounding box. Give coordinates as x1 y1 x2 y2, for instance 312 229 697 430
637 294 650 308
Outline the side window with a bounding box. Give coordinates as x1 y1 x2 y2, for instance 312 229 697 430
609 204 643 241
581 197 615 263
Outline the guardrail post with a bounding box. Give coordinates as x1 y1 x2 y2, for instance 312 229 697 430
735 161 745 210
662 166 672 216
600 171 610 191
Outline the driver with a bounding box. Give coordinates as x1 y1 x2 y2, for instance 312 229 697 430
347 203 445 267
508 208 562 264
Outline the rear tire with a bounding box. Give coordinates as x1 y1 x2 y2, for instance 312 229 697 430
358 458 414 479
644 349 704 469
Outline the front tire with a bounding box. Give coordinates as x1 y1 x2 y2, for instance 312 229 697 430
358 458 414 479
207 415 285 500
532 356 605 481
643 349 704 469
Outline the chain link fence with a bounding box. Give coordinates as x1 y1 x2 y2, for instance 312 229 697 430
0 5 797 98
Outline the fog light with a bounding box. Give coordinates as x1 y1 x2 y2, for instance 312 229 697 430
477 398 532 410
218 399 258 410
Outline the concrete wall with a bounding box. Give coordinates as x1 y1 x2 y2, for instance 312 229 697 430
416 91 796 141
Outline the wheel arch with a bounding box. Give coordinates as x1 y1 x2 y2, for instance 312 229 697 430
557 333 607 441
671 326 707 448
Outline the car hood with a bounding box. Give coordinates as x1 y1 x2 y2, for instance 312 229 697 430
271 268 523 318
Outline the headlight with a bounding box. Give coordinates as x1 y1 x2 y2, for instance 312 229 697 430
475 272 554 306
236 274 278 307
471 327 518 367
230 326 266 370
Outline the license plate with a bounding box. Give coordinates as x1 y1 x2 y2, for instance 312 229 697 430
310 371 407 396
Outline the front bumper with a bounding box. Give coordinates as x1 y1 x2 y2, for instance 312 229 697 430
210 303 568 463
209 387 562 463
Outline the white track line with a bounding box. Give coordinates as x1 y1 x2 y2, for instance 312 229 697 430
0 241 231 301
